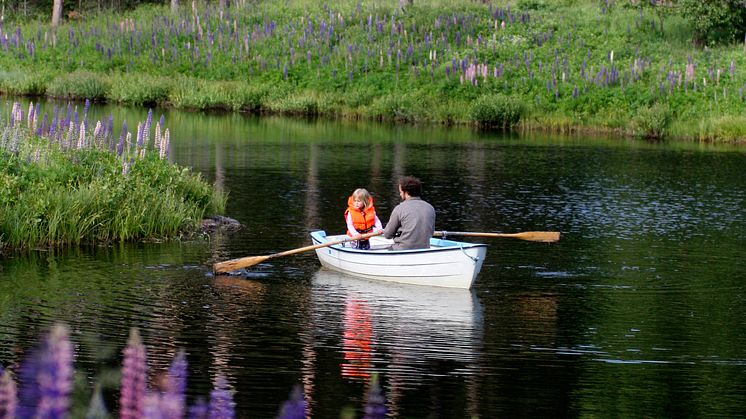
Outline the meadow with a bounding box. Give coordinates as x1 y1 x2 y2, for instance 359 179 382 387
1 0 745 142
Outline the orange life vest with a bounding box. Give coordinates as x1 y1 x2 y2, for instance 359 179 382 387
344 196 377 236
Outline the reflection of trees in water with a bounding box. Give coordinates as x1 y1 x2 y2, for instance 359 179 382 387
304 143 320 231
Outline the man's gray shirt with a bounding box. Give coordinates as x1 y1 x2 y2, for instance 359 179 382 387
383 197 435 250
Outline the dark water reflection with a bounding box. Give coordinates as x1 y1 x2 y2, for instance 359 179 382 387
1 99 746 417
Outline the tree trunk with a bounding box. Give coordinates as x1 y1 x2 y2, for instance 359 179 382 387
171 0 178 13
219 0 227 8
51 0 62 27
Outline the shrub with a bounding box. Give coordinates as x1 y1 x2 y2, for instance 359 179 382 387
633 102 671 139
470 94 524 128
679 0 746 45
267 92 320 115
108 74 172 107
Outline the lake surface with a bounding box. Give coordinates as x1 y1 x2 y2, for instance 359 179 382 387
1 99 746 417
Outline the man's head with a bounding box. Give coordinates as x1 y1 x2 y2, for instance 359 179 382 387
398 176 423 199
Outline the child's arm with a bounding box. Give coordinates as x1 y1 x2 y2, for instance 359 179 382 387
346 212 358 236
374 215 383 231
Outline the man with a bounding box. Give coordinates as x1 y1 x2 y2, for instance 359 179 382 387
383 176 435 250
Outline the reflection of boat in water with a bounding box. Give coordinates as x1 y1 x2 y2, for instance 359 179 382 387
310 230 487 289
307 268 484 383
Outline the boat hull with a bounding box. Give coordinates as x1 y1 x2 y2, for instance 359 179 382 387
310 230 487 288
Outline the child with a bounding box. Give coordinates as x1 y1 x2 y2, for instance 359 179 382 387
344 188 383 250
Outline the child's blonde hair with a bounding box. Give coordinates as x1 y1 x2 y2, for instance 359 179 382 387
352 188 373 210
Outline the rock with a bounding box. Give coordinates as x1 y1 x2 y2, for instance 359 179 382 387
200 215 242 233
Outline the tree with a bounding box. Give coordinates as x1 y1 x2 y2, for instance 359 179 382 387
171 0 178 13
52 0 62 26
679 0 746 46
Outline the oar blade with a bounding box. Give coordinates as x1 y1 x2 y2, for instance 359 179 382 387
213 255 271 273
513 231 560 243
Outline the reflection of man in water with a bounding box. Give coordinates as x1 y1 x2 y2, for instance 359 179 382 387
342 298 373 379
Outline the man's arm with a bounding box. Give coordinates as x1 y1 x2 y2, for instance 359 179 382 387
383 206 400 239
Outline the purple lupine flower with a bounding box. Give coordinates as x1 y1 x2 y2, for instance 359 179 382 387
83 98 91 122
144 109 153 144
120 328 148 419
363 377 387 419
277 385 305 419
208 375 235 419
17 323 73 419
159 391 185 419
166 350 187 406
0 367 18 418
141 393 164 419
188 397 209 419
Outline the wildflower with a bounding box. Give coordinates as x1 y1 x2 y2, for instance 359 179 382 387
27 102 34 130
208 375 235 419
277 385 305 419
188 397 209 419
77 121 86 149
159 129 170 159
363 376 387 419
166 350 187 407
120 328 147 419
0 367 18 418
17 324 74 418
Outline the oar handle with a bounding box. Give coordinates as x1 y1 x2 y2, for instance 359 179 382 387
271 230 382 258
213 231 383 273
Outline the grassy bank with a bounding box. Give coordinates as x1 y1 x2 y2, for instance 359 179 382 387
0 102 225 251
1 0 745 143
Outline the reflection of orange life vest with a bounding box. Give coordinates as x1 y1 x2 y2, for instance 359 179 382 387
342 299 373 379
344 196 377 235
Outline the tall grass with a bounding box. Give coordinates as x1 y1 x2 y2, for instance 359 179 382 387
0 102 225 251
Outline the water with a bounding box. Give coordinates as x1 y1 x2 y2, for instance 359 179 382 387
1 99 746 417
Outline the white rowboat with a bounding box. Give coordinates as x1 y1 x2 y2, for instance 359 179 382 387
310 230 487 289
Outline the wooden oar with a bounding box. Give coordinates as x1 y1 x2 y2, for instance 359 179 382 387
213 231 384 273
433 230 560 243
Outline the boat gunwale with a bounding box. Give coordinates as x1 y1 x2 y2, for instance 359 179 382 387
310 230 487 256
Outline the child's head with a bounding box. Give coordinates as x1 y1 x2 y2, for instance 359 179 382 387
351 188 373 210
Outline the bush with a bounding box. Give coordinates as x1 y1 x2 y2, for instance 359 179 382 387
108 74 172 107
470 94 524 128
633 102 671 139
679 0 746 45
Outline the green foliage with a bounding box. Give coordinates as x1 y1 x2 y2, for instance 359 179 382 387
47 71 110 100
108 74 172 107
633 102 671 139
265 91 320 115
470 94 524 128
679 0 746 45
0 70 51 96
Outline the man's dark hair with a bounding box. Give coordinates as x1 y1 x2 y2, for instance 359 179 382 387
399 176 423 197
